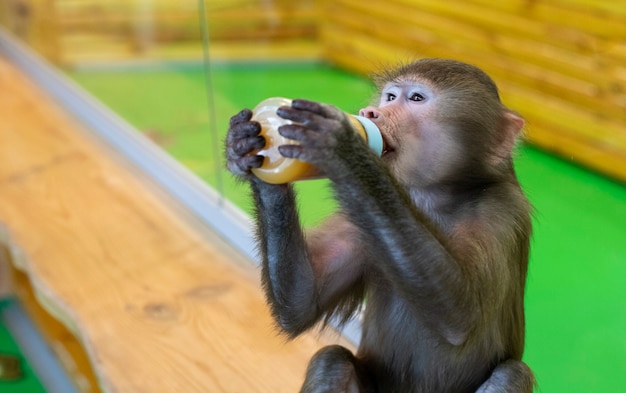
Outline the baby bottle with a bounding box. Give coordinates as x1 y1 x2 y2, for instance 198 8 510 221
250 97 383 184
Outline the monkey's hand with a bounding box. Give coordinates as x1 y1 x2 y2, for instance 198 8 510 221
276 99 365 175
224 109 267 180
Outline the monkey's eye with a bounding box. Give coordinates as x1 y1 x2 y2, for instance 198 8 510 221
385 93 397 102
410 92 425 102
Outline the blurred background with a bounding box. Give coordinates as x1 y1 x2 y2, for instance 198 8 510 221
0 0 625 392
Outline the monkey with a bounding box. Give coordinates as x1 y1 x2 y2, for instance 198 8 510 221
225 58 535 393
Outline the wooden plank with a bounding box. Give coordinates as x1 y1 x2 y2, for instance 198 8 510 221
524 121 626 182
529 2 626 37
320 24 415 74
389 0 596 52
51 0 319 63
207 3 317 41
500 83 626 151
0 57 354 392
209 41 320 61
467 0 626 21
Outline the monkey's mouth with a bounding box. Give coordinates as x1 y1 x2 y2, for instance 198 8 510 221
380 135 394 157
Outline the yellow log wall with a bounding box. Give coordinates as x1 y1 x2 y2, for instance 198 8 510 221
319 0 626 182
0 0 320 63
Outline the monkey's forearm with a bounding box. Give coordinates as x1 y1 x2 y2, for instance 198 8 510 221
327 145 456 274
251 181 319 336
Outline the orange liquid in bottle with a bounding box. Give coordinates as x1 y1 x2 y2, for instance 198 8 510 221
250 97 383 184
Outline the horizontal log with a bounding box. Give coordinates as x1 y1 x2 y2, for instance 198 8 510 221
461 0 624 36
389 0 606 51
500 83 626 151
524 120 626 182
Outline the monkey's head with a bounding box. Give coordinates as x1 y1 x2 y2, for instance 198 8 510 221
361 58 524 188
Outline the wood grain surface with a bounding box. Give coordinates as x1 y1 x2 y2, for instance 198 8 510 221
0 56 353 392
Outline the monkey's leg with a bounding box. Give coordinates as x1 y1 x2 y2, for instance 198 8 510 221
475 360 536 393
300 345 373 393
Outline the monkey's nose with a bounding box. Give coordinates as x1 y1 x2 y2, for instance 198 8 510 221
359 106 380 120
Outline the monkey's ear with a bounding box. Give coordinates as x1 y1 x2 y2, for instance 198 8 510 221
492 111 525 165
505 111 525 134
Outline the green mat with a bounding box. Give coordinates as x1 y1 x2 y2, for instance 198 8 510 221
35 61 626 392
0 299 45 393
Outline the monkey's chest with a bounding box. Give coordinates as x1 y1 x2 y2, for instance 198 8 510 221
360 292 434 359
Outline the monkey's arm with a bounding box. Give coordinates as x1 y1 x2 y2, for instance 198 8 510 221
251 181 316 335
251 180 367 336
225 109 365 337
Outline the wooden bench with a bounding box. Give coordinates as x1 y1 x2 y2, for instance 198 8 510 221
0 57 353 392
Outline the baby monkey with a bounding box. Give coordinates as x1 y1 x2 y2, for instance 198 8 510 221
225 58 535 393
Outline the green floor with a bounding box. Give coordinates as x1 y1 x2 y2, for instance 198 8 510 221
4 62 624 392
0 300 45 392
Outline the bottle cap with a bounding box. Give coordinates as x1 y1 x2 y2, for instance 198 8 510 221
353 116 384 156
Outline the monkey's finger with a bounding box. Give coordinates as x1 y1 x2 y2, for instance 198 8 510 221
277 105 326 127
227 136 266 157
278 124 316 141
278 145 329 164
291 99 344 121
227 121 262 141
278 144 306 160
291 99 323 112
229 108 253 127
226 155 264 176
277 109 341 136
